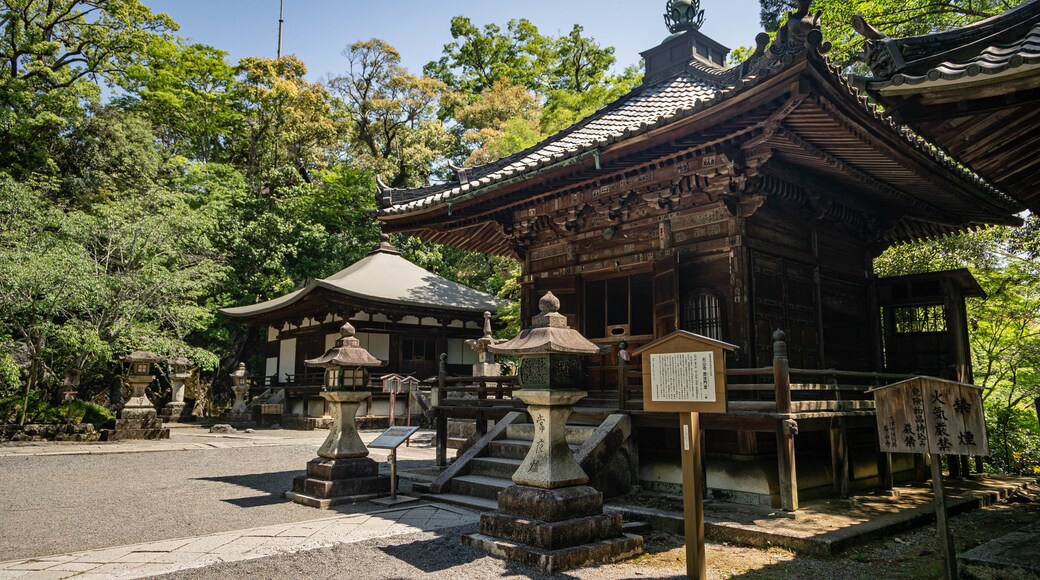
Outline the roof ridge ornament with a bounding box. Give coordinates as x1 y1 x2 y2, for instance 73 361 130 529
664 0 705 33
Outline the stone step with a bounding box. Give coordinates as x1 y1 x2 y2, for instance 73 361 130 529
423 493 498 512
489 438 532 460
470 456 523 480
623 520 653 535
449 474 512 501
489 438 581 460
505 423 597 445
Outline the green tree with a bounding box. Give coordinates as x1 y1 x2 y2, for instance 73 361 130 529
119 42 241 163
331 39 450 188
424 16 552 97
0 0 175 176
232 56 344 183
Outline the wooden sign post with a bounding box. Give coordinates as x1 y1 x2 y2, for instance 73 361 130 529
870 377 989 580
633 331 735 580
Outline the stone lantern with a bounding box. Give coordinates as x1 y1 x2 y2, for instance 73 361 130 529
463 291 642 572
228 362 254 427
466 311 505 377
122 351 163 418
103 351 169 440
285 321 390 508
161 355 192 422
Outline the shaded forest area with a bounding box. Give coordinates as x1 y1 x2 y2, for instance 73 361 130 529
0 0 1036 474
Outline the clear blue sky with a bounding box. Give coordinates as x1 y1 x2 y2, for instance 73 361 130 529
145 0 765 80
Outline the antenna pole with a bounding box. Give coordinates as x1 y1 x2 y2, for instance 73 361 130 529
277 0 284 58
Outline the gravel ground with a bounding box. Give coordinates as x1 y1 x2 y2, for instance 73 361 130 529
156 482 1040 580
0 433 433 561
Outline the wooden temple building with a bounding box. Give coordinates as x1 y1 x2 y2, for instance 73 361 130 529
374 0 1030 509
220 235 503 429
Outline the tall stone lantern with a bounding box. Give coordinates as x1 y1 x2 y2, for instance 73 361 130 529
228 362 255 427
161 355 191 422
285 321 391 508
103 351 170 440
463 292 643 572
122 351 163 419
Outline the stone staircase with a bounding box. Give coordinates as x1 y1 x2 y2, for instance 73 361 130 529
420 411 637 512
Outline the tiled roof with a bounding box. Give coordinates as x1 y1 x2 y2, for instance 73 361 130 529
868 22 1040 89
379 7 1022 220
378 70 728 215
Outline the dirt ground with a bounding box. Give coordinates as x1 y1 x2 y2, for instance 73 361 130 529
626 480 1040 579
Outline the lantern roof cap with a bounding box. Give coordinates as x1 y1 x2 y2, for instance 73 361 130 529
305 321 384 368
230 362 250 379
488 291 604 356
125 350 162 364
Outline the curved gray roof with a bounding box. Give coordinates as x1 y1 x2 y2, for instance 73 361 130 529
220 243 504 319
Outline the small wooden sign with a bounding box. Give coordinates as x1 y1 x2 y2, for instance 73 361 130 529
633 330 736 414
632 331 737 580
870 376 989 457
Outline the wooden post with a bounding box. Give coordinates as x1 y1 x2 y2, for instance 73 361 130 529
476 379 488 438
777 419 799 511
680 412 706 580
930 455 957 580
830 417 849 498
877 451 894 492
389 389 397 427
435 353 448 467
617 341 629 411
773 329 797 511
772 330 791 414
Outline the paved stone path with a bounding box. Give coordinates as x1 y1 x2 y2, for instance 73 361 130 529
0 503 477 579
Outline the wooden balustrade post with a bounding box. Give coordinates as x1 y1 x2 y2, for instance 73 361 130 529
617 341 629 411
772 330 791 414
773 329 798 511
476 379 488 437
435 353 448 467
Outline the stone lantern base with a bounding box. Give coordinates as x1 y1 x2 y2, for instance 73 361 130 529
160 402 193 423
285 456 390 509
285 391 389 508
462 389 642 572
463 485 642 573
102 382 170 441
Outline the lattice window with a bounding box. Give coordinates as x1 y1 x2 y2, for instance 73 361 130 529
893 304 947 333
682 292 723 340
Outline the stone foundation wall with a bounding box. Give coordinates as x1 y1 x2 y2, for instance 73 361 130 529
0 423 100 442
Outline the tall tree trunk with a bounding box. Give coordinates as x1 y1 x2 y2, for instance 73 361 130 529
19 358 38 426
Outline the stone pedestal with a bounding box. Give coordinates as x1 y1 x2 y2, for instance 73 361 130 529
161 370 193 422
285 391 389 508
463 389 642 572
104 377 170 440
228 384 255 427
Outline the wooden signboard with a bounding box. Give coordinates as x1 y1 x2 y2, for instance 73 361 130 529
870 376 989 457
870 376 989 580
632 331 736 580
633 330 735 414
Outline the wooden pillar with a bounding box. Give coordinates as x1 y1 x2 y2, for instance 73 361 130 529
830 417 850 497
476 378 488 438
877 452 894 492
772 330 792 414
773 329 797 511
617 341 629 411
435 353 448 467
915 453 930 481
777 419 799 511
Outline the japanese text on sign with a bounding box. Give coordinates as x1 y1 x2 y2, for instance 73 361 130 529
649 352 716 403
873 377 988 456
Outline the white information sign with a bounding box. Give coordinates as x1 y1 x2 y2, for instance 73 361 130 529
650 351 716 403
